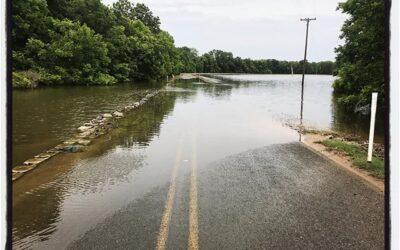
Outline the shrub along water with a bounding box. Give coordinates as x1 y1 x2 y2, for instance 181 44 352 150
333 0 385 113
12 71 41 88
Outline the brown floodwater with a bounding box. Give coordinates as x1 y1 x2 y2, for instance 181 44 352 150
12 82 162 167
12 74 384 249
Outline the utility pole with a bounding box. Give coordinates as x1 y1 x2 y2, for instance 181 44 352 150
299 17 316 124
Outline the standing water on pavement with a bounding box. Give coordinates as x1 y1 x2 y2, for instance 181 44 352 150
12 74 383 249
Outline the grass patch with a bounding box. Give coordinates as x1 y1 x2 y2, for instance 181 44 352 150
319 139 384 179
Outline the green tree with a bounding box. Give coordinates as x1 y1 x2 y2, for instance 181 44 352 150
105 25 134 81
120 19 166 80
333 0 385 112
201 53 220 73
28 19 114 85
47 0 117 35
111 0 135 20
12 0 51 50
176 47 199 73
132 3 161 33
112 1 160 33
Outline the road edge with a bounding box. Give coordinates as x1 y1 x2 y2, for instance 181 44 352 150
301 133 384 193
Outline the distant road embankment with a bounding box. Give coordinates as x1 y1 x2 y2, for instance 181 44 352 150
176 73 222 84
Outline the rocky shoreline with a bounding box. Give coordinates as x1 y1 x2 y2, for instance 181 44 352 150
12 89 161 181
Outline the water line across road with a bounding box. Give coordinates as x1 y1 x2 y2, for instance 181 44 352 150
12 76 384 249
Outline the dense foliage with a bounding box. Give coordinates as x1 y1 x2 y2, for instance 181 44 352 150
12 0 177 86
333 0 385 113
12 0 334 87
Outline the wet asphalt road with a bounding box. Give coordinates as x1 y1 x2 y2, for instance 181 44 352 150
67 142 384 250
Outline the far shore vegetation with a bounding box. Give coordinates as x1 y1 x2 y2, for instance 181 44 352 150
12 0 385 116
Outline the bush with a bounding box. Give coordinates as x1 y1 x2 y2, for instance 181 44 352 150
333 0 384 114
12 70 41 88
96 73 117 85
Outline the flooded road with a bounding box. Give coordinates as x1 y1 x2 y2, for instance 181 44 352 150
213 74 384 140
12 74 384 168
12 75 384 249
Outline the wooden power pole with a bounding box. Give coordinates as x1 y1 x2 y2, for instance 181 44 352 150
299 17 316 123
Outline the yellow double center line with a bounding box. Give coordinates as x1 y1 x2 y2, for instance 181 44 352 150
155 134 199 250
188 135 199 250
156 137 183 250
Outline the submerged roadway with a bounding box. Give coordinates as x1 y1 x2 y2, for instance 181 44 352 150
67 139 384 250
13 77 384 250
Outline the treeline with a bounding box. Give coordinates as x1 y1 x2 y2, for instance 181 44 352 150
333 0 385 113
12 0 180 87
12 0 334 88
176 49 335 75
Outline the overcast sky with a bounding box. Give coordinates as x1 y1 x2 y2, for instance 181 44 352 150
102 0 347 61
